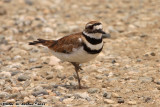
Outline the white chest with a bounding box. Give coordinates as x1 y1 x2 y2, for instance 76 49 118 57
51 47 99 63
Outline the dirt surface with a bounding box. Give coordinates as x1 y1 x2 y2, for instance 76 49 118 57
0 0 160 106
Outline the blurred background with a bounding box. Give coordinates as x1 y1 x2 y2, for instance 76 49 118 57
0 0 160 106
0 0 159 39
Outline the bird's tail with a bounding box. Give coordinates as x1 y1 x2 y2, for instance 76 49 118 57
29 39 57 47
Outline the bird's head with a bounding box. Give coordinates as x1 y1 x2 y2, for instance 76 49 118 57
84 21 110 39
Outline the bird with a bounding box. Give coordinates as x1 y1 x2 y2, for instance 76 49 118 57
29 21 110 89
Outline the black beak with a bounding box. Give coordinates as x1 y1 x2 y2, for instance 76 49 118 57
100 30 111 38
102 33 111 38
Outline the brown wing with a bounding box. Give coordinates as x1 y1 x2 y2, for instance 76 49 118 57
29 39 57 47
48 32 83 53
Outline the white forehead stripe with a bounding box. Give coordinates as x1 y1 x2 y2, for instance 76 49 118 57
86 24 92 27
94 25 102 30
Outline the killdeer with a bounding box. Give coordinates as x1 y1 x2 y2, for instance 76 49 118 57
29 21 110 89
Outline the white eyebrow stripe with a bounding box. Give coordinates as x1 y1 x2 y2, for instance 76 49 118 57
86 24 92 28
94 25 102 30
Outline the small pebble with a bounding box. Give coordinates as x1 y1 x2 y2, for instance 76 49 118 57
137 59 142 62
33 86 43 91
12 48 27 55
29 58 37 63
25 0 33 5
0 8 6 15
29 65 43 70
76 92 89 99
145 97 152 103
139 77 153 83
103 92 112 99
157 87 160 90
140 34 148 38
0 71 11 78
0 92 9 99
95 75 103 79
68 76 74 80
0 80 5 86
20 91 28 98
49 56 61 66
54 91 61 96
87 88 100 94
6 99 15 103
0 35 8 45
11 71 20 76
112 59 116 64
3 0 12 3
104 99 115 104
46 75 53 80
59 97 65 102
74 94 81 99
4 85 12 92
41 99 49 103
63 98 74 104
9 93 19 99
69 81 77 86
117 98 125 103
128 101 137 105
24 97 30 103
18 75 29 81
112 93 120 98
156 81 160 85
13 55 22 60
43 27 54 33
32 89 49 97
150 52 156 56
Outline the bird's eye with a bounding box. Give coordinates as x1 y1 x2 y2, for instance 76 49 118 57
88 25 93 29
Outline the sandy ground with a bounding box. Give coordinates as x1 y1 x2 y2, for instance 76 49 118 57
0 0 160 106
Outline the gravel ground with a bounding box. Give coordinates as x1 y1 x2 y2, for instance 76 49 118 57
0 0 160 106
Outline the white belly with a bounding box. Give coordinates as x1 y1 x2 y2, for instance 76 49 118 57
51 47 99 63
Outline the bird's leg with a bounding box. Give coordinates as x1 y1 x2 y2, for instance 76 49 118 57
71 62 82 89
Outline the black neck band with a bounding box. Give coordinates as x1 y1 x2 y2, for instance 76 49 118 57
82 32 102 45
82 43 103 54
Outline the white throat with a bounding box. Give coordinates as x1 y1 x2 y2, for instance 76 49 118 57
83 31 102 39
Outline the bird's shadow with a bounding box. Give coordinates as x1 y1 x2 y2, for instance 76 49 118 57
52 84 90 90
